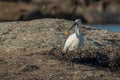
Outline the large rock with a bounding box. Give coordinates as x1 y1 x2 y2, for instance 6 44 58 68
0 19 119 80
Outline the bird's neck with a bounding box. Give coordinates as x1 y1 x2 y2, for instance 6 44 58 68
75 24 81 36
75 24 84 46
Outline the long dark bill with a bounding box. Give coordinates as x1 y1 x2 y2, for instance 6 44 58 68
67 22 77 32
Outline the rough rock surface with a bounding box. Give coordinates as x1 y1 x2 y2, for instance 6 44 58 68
0 19 119 80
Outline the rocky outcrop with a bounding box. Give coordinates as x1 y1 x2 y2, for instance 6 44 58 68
0 19 119 80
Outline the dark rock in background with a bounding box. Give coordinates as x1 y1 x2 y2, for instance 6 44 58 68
0 0 120 23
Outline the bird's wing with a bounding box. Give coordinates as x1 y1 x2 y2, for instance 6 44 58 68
63 34 75 52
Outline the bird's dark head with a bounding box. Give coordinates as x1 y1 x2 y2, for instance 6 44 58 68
67 19 82 31
75 19 82 25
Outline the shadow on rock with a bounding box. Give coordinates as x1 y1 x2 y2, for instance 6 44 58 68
49 48 120 71
20 64 40 72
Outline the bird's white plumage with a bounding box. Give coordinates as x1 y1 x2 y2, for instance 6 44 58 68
63 33 80 52
63 19 84 52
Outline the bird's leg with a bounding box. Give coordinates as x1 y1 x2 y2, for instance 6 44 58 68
68 51 75 69
70 59 75 69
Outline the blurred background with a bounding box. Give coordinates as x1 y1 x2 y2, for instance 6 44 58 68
0 0 120 24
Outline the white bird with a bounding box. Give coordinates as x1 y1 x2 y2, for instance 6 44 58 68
63 19 84 52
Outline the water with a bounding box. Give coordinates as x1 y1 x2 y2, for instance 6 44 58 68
92 25 120 32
